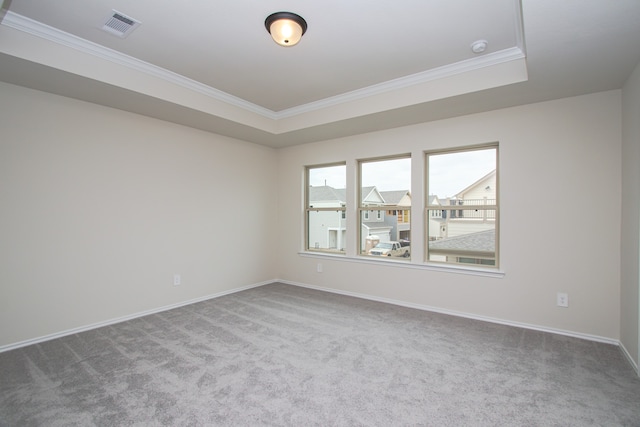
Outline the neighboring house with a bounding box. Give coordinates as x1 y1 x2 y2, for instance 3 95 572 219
308 185 393 251
439 170 496 239
380 190 411 242
428 229 495 266
359 186 391 248
426 194 443 241
360 187 402 250
308 186 347 251
361 186 384 207
310 171 494 259
309 185 414 252
427 170 497 265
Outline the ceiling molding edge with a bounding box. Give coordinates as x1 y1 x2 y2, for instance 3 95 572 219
1 11 277 118
273 47 526 119
2 10 527 123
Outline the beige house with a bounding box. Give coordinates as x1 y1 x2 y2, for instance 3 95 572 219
379 190 412 243
438 170 497 239
427 170 497 264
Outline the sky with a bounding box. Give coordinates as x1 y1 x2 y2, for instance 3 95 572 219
428 149 496 197
309 148 496 198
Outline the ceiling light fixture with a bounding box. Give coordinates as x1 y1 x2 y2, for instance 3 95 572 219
265 12 307 47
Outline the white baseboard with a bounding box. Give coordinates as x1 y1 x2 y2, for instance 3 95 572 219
619 341 640 377
4 278 637 378
0 280 272 353
279 279 621 346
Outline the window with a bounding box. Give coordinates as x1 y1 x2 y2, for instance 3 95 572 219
425 145 498 267
398 209 410 223
359 156 411 259
306 164 347 254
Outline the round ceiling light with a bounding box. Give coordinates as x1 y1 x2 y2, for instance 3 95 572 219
265 12 307 47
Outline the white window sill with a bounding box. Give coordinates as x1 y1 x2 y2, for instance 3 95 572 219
298 251 505 278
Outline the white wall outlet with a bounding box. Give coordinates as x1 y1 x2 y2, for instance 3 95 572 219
173 274 181 286
317 263 323 273
557 292 569 307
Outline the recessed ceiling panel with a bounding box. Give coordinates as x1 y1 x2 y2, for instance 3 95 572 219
7 0 523 111
3 0 639 148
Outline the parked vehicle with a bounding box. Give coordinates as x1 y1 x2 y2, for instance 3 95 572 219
368 241 410 257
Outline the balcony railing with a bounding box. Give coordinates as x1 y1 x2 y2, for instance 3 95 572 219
445 209 496 220
447 198 496 206
438 198 496 220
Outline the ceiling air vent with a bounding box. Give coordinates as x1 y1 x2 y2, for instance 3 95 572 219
102 10 141 38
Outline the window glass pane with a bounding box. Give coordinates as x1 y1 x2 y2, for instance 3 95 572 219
307 164 346 253
427 148 496 200
307 210 346 253
308 165 346 208
361 157 411 205
427 212 495 264
360 157 411 259
426 147 497 267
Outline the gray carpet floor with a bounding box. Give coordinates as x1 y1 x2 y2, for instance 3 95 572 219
1 282 639 426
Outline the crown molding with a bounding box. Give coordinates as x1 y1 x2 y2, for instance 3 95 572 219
2 10 526 123
2 11 277 118
273 47 526 119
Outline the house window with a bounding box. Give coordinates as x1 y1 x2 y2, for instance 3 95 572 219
359 155 411 259
306 163 347 254
398 209 410 223
425 144 498 268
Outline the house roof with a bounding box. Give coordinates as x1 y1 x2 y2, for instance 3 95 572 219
362 223 392 231
429 229 495 254
361 187 383 205
308 186 345 204
309 185 384 205
1 2 639 147
454 170 496 198
379 190 410 205
428 195 441 206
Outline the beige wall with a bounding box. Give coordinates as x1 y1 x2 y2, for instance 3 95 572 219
0 82 278 348
278 91 622 341
621 61 640 370
0 81 631 351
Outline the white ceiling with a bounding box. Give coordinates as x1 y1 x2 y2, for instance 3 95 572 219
1 0 639 148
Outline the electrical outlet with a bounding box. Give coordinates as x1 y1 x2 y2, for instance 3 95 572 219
317 263 323 273
557 292 568 307
173 274 181 286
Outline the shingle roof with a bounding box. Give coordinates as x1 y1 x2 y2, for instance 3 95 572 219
310 185 410 205
429 229 495 253
308 186 345 203
360 186 378 202
379 190 410 205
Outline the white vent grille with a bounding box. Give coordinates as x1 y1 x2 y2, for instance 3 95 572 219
102 10 141 38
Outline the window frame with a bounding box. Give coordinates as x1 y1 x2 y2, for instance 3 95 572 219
305 162 347 254
358 154 412 259
424 143 499 269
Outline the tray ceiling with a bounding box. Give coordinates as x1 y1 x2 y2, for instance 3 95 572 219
1 1 639 147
